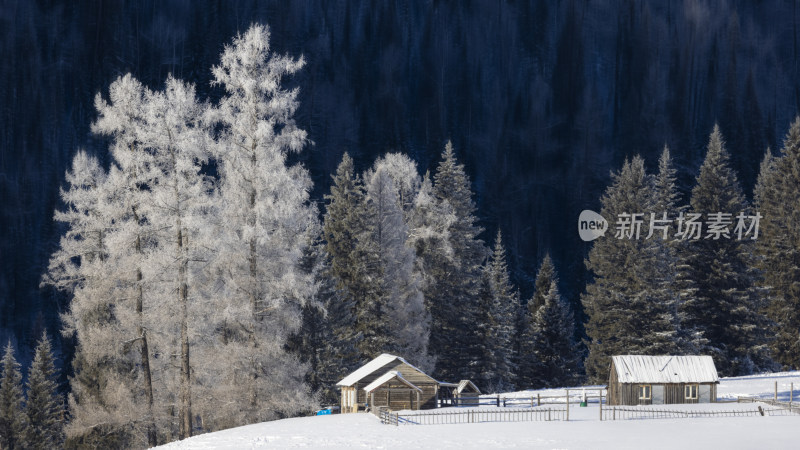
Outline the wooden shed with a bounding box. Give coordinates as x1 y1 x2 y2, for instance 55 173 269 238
607 355 719 406
337 354 440 413
363 371 423 411
454 380 481 406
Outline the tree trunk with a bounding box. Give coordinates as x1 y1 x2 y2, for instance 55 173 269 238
177 222 193 439
133 213 157 447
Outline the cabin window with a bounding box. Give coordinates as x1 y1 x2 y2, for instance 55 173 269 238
638 384 651 400
685 384 698 400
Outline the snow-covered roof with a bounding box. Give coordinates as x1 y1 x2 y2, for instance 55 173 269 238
456 380 481 394
363 371 422 393
337 353 435 387
612 355 719 384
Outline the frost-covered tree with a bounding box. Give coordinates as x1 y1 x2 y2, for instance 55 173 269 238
209 24 318 426
0 342 27 450
23 332 64 450
679 125 772 376
419 142 487 382
57 74 160 448
367 153 423 215
478 230 518 392
138 76 218 438
755 118 800 369
582 156 684 382
528 281 582 388
364 164 432 370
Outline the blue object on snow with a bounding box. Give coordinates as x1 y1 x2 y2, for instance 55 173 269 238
316 408 333 415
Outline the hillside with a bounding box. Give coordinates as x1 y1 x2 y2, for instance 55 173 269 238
155 371 800 449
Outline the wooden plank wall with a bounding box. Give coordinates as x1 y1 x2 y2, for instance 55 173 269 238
612 383 717 405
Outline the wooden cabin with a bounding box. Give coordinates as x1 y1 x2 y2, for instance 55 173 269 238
337 354 440 413
363 371 423 411
454 380 481 406
607 355 719 406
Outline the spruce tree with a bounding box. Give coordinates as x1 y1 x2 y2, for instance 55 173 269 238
0 342 27 450
529 281 582 388
421 142 487 382
582 156 684 383
479 231 519 392
679 125 772 376
529 254 556 312
756 118 800 369
24 332 64 450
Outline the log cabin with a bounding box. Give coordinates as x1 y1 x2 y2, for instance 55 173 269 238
607 355 719 406
337 354 440 413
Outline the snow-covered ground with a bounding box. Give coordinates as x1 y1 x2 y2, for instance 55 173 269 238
156 371 800 449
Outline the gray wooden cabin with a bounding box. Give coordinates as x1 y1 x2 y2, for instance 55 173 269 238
607 355 719 406
363 371 423 411
337 354 440 413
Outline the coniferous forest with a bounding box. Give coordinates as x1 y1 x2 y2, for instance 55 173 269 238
2 1 800 448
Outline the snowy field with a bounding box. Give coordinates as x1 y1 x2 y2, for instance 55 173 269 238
156 371 800 449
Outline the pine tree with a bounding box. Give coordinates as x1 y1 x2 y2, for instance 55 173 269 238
419 142 487 382
582 156 684 383
479 231 519 392
756 118 800 369
518 254 555 388
0 342 27 450
23 332 64 450
679 125 772 376
529 281 582 388
287 241 360 405
323 153 385 360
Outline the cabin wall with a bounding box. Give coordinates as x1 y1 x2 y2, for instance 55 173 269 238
610 382 717 405
364 383 438 410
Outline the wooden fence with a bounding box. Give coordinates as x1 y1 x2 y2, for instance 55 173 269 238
602 405 793 420
735 396 800 414
379 407 567 425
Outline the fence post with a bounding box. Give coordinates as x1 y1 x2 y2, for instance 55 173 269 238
537 393 540 406
775 381 778 401
497 395 500 407
599 390 603 421
565 389 569 421
613 406 615 421
791 382 794 412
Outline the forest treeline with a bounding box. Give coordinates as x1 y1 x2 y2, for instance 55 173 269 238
1 22 797 449
5 1 800 371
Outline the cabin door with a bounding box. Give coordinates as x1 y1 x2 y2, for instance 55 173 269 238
651 385 665 404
